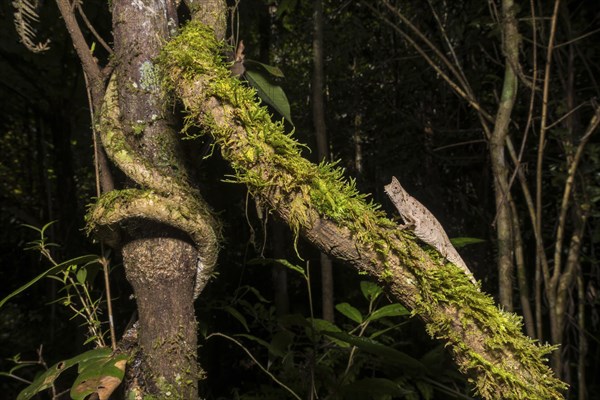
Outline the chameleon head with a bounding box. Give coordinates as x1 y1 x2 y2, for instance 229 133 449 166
389 176 408 202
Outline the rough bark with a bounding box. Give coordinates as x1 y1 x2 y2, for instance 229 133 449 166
107 0 201 396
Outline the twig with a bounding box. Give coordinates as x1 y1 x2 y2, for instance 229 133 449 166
54 0 105 104
535 0 561 288
552 106 600 284
75 2 113 54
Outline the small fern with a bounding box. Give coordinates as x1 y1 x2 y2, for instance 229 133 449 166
12 0 50 53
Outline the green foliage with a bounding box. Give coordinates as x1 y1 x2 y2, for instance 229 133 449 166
203 256 467 399
0 222 123 398
243 59 293 124
15 347 126 400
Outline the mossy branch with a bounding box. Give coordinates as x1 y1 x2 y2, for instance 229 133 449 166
155 21 566 399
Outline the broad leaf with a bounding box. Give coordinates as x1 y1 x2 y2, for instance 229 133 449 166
367 303 410 322
248 258 305 276
244 59 285 78
322 331 426 374
223 305 250 332
335 302 363 323
360 281 383 302
308 318 349 348
235 333 279 356
450 237 485 248
71 353 128 400
245 69 293 124
270 330 294 358
17 348 112 400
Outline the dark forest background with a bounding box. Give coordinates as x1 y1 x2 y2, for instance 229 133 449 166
1 0 599 398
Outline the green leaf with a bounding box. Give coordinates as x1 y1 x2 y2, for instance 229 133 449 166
223 306 249 332
244 59 285 78
322 331 427 374
270 330 294 358
76 268 87 285
367 303 410 322
335 302 363 323
70 353 128 400
340 378 411 399
17 348 111 400
450 237 485 248
415 380 434 400
360 281 383 302
308 318 349 348
243 285 269 303
1 255 99 309
245 69 293 124
278 313 310 328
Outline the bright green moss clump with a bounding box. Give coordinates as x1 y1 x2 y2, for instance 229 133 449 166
158 22 395 243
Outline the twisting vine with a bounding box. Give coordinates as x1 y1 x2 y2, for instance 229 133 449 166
86 77 221 296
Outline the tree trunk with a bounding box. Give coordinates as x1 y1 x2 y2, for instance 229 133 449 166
490 0 519 311
312 0 334 322
110 0 202 397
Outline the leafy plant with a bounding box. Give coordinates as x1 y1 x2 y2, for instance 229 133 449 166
0 222 125 399
205 258 470 399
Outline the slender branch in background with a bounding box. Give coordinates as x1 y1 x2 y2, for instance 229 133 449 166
312 0 335 323
510 197 535 338
576 267 587 400
75 2 113 55
552 106 600 286
363 2 493 125
510 0 540 331
84 71 116 350
100 254 117 350
535 0 561 288
504 0 539 203
487 0 521 310
54 0 105 105
425 0 471 91
383 0 471 94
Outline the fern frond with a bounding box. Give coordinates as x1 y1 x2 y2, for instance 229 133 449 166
13 0 51 53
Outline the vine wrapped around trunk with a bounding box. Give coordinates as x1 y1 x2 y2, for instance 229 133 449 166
155 22 566 399
86 77 221 295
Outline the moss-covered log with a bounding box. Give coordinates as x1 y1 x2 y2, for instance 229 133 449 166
156 22 566 399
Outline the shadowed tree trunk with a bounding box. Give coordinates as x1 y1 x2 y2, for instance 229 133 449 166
56 0 225 397
312 0 335 323
489 0 519 311
111 0 201 396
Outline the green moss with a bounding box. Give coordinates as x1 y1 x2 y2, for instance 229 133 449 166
131 121 146 136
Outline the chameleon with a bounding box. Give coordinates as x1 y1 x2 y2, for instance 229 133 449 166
384 176 477 285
